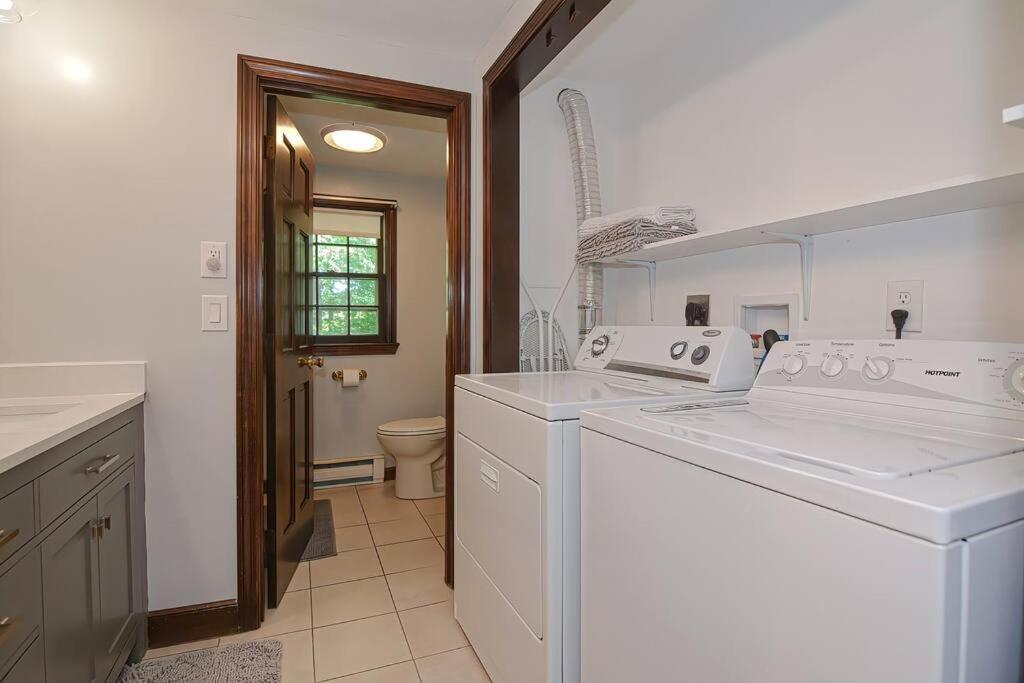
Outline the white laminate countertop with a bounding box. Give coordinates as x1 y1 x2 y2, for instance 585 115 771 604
0 362 146 476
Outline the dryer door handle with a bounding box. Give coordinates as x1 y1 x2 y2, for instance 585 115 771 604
479 461 499 493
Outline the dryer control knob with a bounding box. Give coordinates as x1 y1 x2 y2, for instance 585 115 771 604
781 355 806 377
820 354 847 379
591 334 610 357
862 356 894 382
669 341 689 360
1005 360 1024 402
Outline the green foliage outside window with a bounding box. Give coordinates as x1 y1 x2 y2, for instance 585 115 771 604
313 233 382 337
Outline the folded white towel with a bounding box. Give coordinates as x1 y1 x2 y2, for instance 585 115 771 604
579 205 696 238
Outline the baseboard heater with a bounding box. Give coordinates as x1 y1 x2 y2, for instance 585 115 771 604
313 454 385 490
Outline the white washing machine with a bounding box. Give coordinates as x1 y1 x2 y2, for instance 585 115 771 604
453 325 756 683
580 339 1024 683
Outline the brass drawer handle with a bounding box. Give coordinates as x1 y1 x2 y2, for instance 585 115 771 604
85 453 121 475
103 515 112 531
0 528 19 549
0 616 15 627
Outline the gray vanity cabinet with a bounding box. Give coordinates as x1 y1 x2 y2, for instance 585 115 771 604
41 502 99 683
0 405 146 683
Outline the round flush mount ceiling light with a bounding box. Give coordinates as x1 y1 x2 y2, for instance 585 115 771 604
321 124 387 154
0 0 22 23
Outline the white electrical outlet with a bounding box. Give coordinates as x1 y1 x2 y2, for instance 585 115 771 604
885 280 923 333
201 241 227 278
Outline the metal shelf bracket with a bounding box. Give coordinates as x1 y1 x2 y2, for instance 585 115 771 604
763 232 814 321
617 260 658 321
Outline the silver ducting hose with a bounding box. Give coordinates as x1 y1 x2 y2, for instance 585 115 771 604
558 89 604 344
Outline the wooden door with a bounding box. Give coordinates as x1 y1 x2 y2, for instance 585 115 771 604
41 500 99 683
95 465 138 682
265 96 316 608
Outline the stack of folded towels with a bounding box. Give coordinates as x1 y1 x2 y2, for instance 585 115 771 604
576 205 697 263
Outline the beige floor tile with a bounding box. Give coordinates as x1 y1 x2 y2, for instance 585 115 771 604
312 576 395 628
415 646 490 682
333 661 420 682
377 539 444 575
268 629 315 683
370 517 432 547
385 564 451 611
287 562 311 592
143 637 219 660
311 548 382 588
413 496 445 516
220 589 311 644
424 513 445 536
399 601 468 658
313 613 411 680
361 497 421 524
334 525 373 552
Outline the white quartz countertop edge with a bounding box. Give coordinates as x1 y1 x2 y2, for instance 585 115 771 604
0 392 145 476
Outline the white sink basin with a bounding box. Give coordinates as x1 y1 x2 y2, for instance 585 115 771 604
0 403 79 430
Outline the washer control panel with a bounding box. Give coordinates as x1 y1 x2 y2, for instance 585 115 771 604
575 325 756 391
759 339 1024 415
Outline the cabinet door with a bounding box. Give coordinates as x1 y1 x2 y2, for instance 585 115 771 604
41 499 99 683
95 465 137 683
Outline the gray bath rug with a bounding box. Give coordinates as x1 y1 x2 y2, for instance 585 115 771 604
300 498 337 561
120 640 282 682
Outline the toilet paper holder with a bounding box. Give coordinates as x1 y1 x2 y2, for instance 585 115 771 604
331 369 368 382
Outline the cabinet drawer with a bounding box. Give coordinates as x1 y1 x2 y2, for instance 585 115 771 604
0 548 41 672
1 637 42 683
0 486 33 566
39 422 135 528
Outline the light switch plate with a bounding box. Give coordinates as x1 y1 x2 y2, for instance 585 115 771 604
202 295 228 331
885 280 923 332
201 241 227 278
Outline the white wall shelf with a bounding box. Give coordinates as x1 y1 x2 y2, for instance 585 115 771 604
601 171 1024 320
1005 105 1024 129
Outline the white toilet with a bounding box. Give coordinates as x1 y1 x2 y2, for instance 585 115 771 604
376 416 446 500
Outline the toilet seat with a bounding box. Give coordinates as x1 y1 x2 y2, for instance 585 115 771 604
377 416 446 437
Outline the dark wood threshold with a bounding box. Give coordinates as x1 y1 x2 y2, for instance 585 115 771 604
308 342 399 356
384 465 396 481
148 600 241 648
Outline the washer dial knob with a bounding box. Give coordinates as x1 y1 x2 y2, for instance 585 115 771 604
862 356 894 382
669 341 689 360
781 355 806 377
820 354 847 379
691 345 711 365
1005 360 1024 402
591 334 610 357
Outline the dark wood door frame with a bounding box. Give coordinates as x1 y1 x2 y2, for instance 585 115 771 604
237 55 471 632
482 0 612 372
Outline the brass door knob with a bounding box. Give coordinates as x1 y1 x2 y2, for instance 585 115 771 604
297 356 324 368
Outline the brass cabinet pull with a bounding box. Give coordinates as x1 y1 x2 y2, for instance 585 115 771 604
90 519 104 540
103 515 112 531
85 453 121 475
0 616 13 627
297 356 324 368
0 528 19 549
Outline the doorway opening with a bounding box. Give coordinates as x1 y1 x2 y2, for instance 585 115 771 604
237 55 470 632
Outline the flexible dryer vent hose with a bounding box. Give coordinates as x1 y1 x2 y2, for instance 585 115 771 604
557 88 604 344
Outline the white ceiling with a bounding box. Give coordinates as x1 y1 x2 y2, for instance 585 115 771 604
279 96 448 179
197 0 518 60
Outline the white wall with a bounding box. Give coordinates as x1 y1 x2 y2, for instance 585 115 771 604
0 0 474 611
519 0 1024 347
312 167 447 464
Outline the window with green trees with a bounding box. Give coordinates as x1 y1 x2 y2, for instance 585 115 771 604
311 198 397 352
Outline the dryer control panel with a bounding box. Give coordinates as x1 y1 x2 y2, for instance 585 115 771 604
759 339 1024 416
575 325 755 392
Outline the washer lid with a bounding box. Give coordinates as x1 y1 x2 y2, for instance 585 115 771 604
455 371 728 421
643 400 1022 479
378 416 446 435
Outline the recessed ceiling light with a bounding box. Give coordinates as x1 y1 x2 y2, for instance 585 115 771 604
321 124 387 154
0 0 22 24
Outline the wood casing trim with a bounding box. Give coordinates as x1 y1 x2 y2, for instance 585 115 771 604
147 600 240 648
238 55 470 634
482 0 613 373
